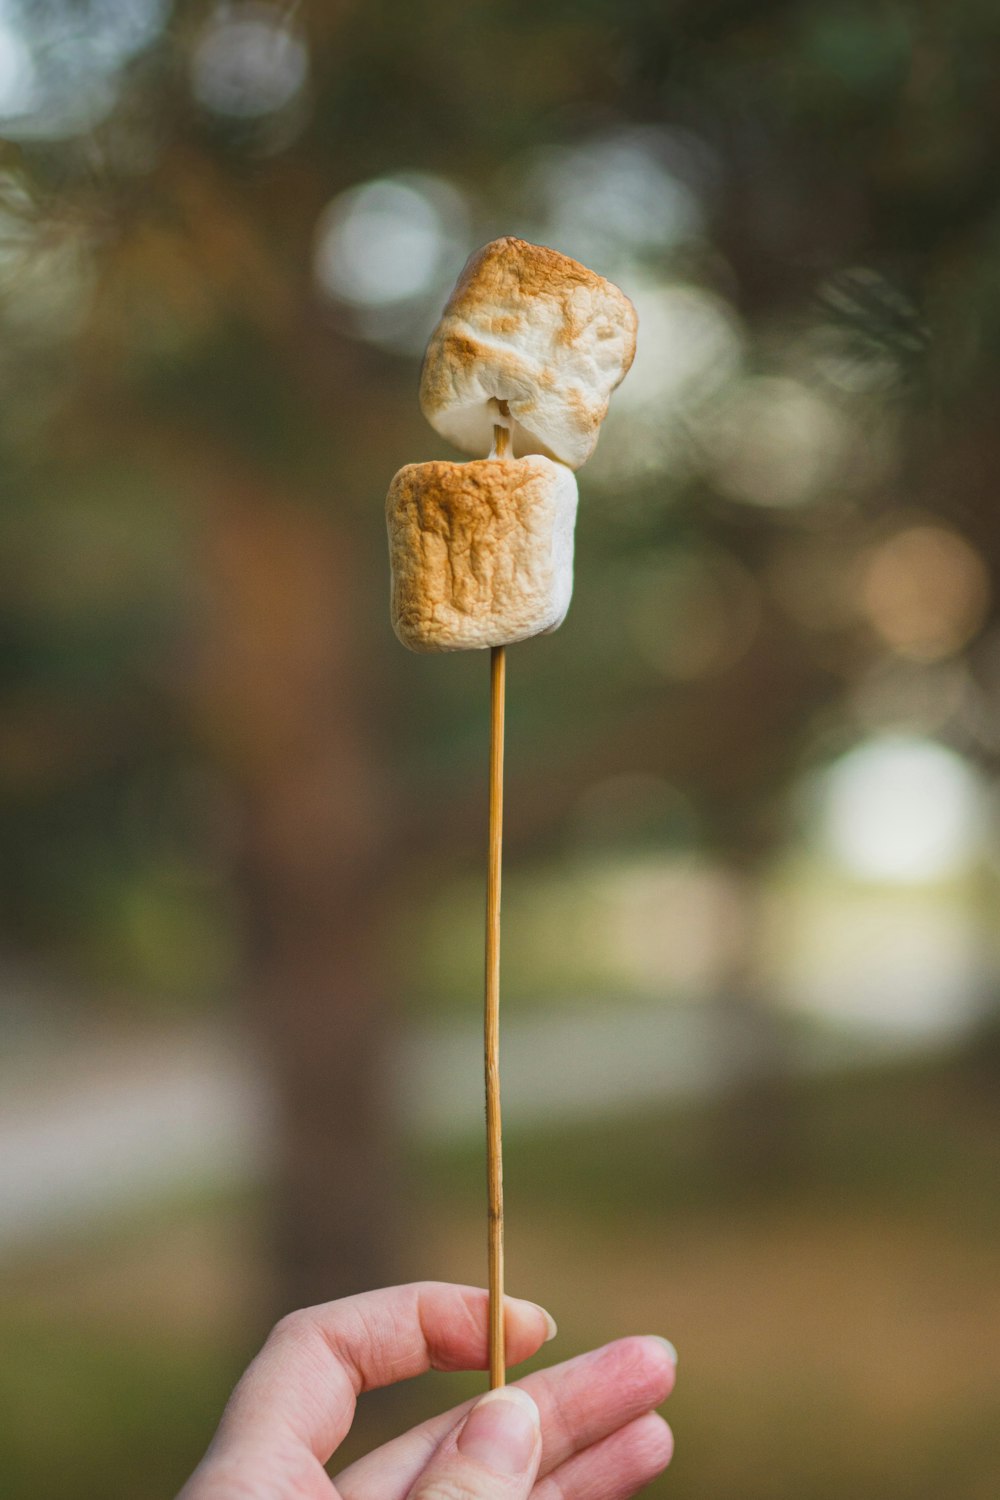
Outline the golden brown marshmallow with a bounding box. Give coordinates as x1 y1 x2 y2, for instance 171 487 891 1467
386 455 578 652
419 237 637 470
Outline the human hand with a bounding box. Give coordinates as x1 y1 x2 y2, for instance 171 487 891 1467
178 1280 676 1499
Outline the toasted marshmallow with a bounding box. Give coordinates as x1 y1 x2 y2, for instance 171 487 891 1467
420 237 637 470
386 455 578 652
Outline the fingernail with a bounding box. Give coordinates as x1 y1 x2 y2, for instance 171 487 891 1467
457 1387 540 1476
651 1337 678 1367
533 1304 558 1342
509 1296 558 1343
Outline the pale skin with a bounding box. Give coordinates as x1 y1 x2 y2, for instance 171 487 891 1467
178 1281 676 1500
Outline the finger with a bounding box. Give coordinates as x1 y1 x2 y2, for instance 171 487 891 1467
335 1335 676 1500
177 1438 335 1500
408 1387 542 1500
533 1411 674 1500
212 1283 554 1463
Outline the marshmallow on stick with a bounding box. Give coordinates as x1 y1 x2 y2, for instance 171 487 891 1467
385 238 636 1391
420 236 637 470
386 453 578 652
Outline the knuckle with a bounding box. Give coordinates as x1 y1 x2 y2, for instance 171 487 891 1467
413 1473 497 1500
268 1307 315 1349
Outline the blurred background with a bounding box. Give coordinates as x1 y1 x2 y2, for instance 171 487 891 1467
1 1 1000 1496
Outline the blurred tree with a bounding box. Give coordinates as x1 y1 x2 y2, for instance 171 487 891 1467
2 0 1000 1303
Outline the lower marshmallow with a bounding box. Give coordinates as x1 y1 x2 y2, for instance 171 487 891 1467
386 456 578 652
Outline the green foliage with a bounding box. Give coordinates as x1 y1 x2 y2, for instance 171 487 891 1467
1 0 999 991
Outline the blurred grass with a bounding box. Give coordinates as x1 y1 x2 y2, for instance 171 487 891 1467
0 1193 267 1500
1 1046 999 1499
398 853 996 1021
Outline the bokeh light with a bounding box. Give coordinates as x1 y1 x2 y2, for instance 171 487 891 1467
589 279 743 484
313 172 472 352
516 128 708 269
859 523 990 662
707 375 852 509
819 735 985 883
0 0 169 138
616 281 742 412
783 882 983 1040
191 3 309 120
0 15 34 118
600 857 745 997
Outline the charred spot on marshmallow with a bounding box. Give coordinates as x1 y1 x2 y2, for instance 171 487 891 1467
419 237 637 470
386 455 578 652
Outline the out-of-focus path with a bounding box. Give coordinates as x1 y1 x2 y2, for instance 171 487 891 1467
0 1000 934 1253
0 1025 269 1249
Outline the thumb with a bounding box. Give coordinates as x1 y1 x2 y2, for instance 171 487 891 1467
409 1387 542 1500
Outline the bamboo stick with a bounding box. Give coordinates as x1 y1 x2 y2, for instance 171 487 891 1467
485 410 509 1389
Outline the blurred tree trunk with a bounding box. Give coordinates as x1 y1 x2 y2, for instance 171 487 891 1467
194 469 398 1311
707 851 799 1188
243 823 397 1311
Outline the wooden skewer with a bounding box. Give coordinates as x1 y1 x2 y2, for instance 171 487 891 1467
486 406 509 1388
485 639 505 1387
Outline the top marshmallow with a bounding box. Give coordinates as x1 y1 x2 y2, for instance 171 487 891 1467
419 237 638 470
